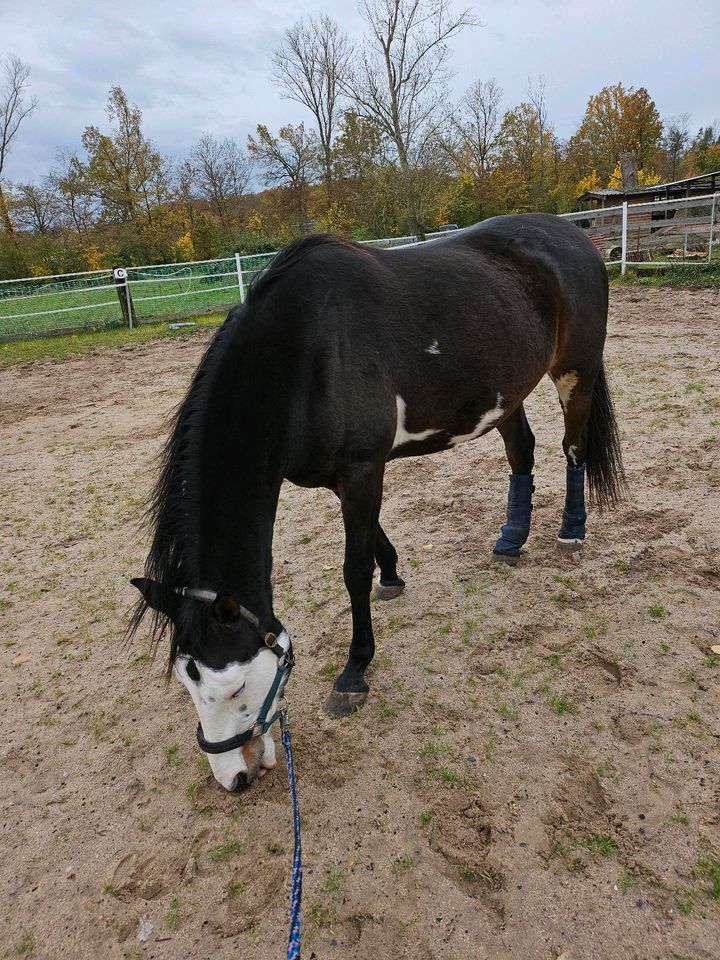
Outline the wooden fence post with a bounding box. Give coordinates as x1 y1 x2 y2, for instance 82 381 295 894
113 267 135 329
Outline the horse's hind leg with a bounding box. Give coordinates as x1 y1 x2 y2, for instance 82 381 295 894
493 404 536 564
553 370 593 552
325 461 384 717
374 523 406 600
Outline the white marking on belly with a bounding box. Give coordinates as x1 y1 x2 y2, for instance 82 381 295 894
392 395 441 449
450 393 505 446
568 444 579 467
554 371 579 413
425 339 440 355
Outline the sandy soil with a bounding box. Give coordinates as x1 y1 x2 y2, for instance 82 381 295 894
1 287 719 960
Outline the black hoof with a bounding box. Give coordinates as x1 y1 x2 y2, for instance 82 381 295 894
373 577 405 600
324 689 368 717
556 537 585 554
492 550 520 566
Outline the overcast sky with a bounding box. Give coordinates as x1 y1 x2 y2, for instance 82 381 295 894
2 0 719 183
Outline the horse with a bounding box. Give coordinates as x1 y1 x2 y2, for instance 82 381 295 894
129 213 624 792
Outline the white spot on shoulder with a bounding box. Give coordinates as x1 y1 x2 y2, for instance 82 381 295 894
554 371 579 413
392 396 441 450
425 339 440 355
449 393 505 446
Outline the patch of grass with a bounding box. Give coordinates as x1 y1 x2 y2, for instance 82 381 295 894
582 834 617 857
393 856 413 875
165 896 182 930
694 856 720 900
306 901 336 929
208 839 245 862
9 932 34 956
318 660 337 681
419 810 433 827
0 313 225 367
457 862 504 889
549 694 577 716
620 870 637 890
387 614 407 630
101 882 120 896
408 557 421 569
553 574 577 590
648 602 668 619
322 869 346 892
496 702 518 720
164 744 184 768
667 812 689 826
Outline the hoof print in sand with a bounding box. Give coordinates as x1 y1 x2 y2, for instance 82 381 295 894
108 848 186 901
208 862 285 936
427 793 504 895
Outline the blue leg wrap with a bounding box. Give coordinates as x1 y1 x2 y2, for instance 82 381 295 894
493 473 534 558
558 463 586 541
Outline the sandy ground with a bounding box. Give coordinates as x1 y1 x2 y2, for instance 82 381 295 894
1 287 719 960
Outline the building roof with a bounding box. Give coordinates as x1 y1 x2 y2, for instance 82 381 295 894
577 169 720 203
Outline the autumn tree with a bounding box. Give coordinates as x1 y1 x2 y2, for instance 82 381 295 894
272 15 351 201
0 54 37 234
446 78 503 180
247 123 319 229
11 180 60 234
569 83 663 186
661 113 690 180
81 86 172 226
51 150 99 236
347 0 478 238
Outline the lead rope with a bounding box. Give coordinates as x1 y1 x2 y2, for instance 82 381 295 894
280 709 302 959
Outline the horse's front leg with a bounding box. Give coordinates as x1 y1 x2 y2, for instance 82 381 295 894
325 461 384 717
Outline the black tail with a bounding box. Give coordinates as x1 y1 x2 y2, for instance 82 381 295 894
586 364 626 509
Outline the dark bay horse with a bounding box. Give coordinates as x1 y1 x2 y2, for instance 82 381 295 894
130 214 624 791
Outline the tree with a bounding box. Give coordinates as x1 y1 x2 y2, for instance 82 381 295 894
52 150 98 235
347 0 478 237
447 78 503 180
272 15 351 200
185 134 253 232
569 83 663 183
247 123 319 229
0 55 38 234
81 86 172 226
11 180 60 235
662 113 690 180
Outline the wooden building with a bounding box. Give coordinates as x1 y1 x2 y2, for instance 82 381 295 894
577 169 720 209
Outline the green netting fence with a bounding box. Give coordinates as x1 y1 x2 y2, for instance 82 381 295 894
0 231 459 341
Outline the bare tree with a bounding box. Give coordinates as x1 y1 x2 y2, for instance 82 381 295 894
247 123 319 228
663 113 690 179
527 76 548 196
12 179 60 234
0 55 38 233
185 134 253 232
272 15 351 200
347 0 478 236
447 78 503 179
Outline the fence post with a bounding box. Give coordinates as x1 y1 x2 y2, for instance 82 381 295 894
113 267 135 329
709 194 717 263
620 202 628 275
234 253 245 302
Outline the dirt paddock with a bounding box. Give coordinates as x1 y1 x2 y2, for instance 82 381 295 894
1 287 719 960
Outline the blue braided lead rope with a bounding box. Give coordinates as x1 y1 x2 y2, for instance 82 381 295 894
281 723 303 959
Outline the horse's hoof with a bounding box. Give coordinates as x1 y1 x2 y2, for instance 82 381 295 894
373 577 405 600
492 550 520 566
324 689 367 717
557 537 585 554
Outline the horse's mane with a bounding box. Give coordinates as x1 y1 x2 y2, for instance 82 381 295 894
126 310 243 670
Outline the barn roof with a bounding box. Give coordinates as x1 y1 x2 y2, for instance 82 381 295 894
577 169 720 203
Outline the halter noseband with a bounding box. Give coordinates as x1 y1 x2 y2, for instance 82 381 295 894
175 586 294 755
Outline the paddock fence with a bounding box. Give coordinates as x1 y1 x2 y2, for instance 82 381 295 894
558 192 719 273
0 230 457 341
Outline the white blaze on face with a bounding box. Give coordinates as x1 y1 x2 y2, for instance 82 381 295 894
174 630 289 791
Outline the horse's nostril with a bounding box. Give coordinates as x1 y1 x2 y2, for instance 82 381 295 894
232 771 249 792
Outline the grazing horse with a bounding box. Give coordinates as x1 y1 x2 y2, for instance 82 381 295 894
129 214 624 792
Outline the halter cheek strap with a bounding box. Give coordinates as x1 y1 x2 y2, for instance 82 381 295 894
195 632 294 755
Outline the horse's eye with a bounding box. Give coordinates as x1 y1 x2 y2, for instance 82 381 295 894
230 684 245 699
186 659 200 683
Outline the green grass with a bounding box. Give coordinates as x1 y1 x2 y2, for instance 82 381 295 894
0 311 225 366
648 602 668 619
208 838 245 862
609 261 720 288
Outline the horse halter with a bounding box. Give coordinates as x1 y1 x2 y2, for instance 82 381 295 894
176 586 295 755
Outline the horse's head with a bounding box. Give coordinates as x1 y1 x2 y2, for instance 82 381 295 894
131 578 292 792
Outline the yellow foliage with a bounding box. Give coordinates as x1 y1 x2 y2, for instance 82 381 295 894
174 230 195 262
608 164 623 189
576 170 601 194
82 245 106 271
608 164 662 189
246 211 265 234
315 202 355 236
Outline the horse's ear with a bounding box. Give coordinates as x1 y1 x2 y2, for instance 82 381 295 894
213 593 242 625
131 577 177 616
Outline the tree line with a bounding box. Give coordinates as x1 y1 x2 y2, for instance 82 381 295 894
1 0 719 280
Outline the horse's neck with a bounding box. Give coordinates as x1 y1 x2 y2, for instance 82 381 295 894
196 462 283 629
